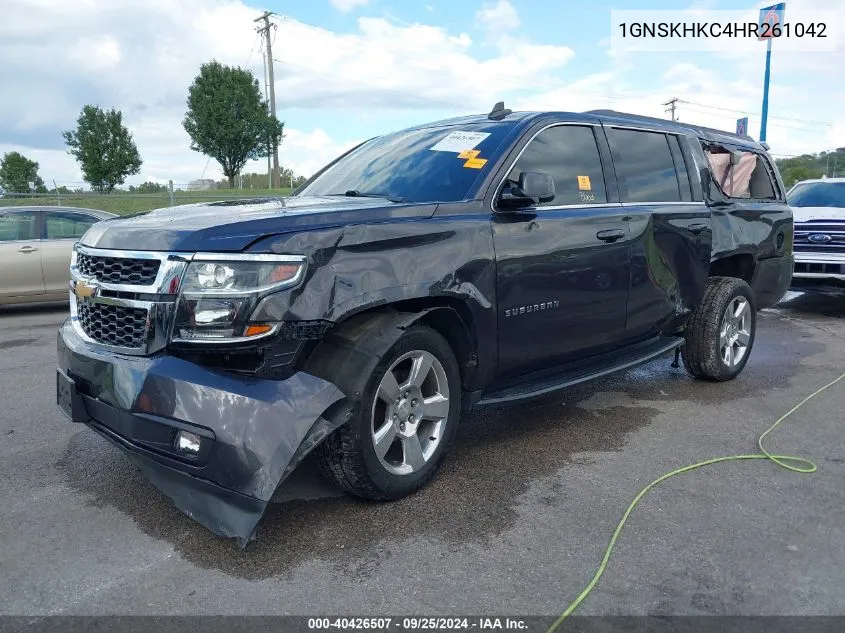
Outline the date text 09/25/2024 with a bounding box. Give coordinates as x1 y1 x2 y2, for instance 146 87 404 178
307 618 529 630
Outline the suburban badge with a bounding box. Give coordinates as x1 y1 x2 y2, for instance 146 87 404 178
504 300 560 318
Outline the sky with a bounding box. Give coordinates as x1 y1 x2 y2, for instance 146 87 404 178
0 0 842 189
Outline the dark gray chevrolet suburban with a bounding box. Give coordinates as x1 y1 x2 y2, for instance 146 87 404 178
57 104 793 545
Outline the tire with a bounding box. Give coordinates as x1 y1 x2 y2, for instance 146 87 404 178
682 276 757 381
315 324 461 501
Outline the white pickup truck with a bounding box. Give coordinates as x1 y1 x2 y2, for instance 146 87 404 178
788 178 845 291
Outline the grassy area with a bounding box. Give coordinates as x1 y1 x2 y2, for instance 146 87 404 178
1 188 293 216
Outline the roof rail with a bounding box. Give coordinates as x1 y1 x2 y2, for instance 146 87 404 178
585 109 755 142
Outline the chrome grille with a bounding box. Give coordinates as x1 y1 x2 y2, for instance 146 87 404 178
77 251 160 285
77 300 149 348
794 221 845 254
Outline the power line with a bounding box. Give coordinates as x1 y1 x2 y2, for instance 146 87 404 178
244 32 260 68
678 100 831 127
680 105 829 134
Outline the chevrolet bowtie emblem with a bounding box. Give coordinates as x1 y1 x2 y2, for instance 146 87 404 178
74 281 98 300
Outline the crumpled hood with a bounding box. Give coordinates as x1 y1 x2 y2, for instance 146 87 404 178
792 205 845 223
80 196 437 252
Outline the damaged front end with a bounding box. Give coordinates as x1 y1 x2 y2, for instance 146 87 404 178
57 319 344 546
56 243 351 547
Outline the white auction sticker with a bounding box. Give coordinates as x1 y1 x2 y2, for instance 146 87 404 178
430 131 491 153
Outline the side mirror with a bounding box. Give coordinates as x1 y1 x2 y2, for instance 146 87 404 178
499 171 556 209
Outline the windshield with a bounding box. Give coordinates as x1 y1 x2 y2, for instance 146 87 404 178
788 181 845 208
296 122 516 204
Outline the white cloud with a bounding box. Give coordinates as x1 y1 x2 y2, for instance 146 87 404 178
329 0 370 13
0 0 576 185
274 15 573 111
475 0 520 41
1 0 841 188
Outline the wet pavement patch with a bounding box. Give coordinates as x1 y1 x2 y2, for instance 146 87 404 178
0 338 37 350
51 294 839 583
57 386 660 580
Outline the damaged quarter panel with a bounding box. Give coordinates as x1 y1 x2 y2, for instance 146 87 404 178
248 202 498 389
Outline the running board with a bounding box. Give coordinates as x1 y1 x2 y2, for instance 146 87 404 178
476 337 684 406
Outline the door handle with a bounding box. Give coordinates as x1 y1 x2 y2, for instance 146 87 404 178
688 223 709 235
17 246 38 253
596 229 625 243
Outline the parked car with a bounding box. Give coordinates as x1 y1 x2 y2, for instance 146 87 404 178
787 177 845 292
0 206 116 305
56 105 793 545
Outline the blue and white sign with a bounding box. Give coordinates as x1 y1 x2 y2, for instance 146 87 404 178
736 117 749 136
758 3 786 40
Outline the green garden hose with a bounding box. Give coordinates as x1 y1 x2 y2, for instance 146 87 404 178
547 369 845 633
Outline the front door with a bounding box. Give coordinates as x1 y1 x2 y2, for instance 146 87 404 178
0 210 44 298
41 210 101 294
492 123 631 380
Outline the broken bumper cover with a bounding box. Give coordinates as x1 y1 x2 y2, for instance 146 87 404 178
56 318 344 547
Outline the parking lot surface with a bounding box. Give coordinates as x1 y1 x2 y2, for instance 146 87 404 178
1 293 844 617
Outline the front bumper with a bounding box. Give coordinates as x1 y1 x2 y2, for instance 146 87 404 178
57 318 344 546
792 251 845 281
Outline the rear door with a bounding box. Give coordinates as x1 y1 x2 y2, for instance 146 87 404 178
492 122 632 380
604 127 712 341
0 209 44 298
40 210 102 294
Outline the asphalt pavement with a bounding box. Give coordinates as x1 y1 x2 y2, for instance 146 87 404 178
1 292 844 617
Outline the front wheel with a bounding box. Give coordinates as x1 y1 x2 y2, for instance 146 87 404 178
316 325 461 501
682 276 756 381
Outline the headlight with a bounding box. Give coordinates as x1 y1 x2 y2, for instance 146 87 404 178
173 254 305 343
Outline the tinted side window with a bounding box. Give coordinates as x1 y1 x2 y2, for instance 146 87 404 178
0 212 37 241
508 125 607 206
667 136 692 201
609 129 682 202
45 211 98 239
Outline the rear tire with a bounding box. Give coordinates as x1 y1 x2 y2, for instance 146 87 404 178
682 276 756 381
315 324 461 501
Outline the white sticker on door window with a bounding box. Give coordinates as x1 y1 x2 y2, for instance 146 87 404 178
430 131 491 153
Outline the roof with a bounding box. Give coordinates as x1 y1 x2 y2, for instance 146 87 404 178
585 109 763 149
399 108 765 151
793 178 845 185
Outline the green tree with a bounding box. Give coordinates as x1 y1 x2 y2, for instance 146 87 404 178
129 181 168 194
183 61 284 189
62 105 142 192
775 148 845 189
0 151 46 193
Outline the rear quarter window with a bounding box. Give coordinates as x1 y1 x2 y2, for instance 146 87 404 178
607 128 683 202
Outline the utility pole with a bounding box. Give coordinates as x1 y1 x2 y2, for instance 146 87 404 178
663 97 679 122
255 11 280 189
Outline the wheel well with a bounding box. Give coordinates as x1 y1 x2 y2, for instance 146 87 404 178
709 254 756 283
330 299 478 390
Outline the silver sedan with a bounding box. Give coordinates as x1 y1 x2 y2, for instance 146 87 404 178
0 206 116 305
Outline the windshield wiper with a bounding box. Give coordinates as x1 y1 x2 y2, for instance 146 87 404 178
326 190 409 204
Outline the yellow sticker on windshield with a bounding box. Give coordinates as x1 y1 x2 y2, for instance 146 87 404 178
458 149 481 159
463 157 488 169
578 175 592 190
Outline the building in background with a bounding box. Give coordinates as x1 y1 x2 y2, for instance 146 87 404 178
187 179 218 191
